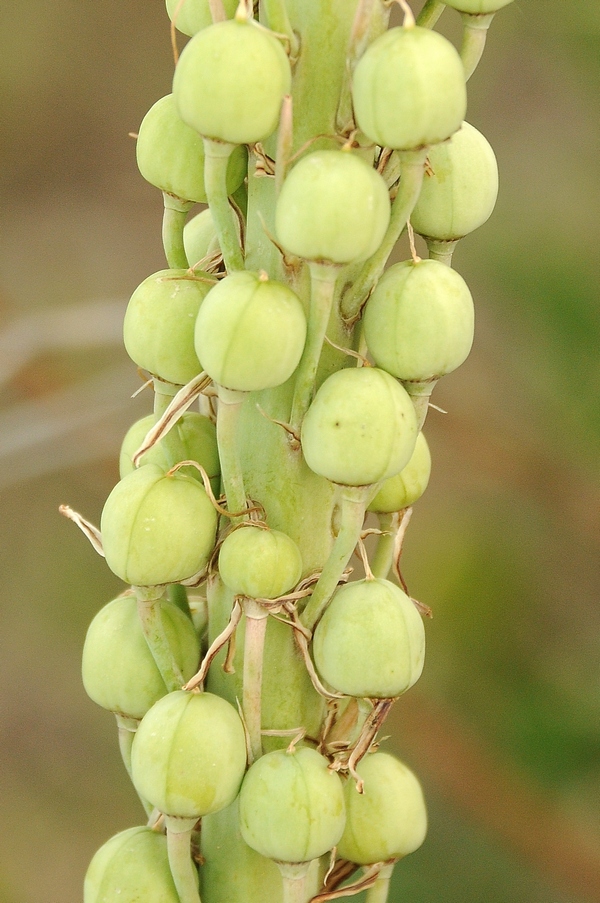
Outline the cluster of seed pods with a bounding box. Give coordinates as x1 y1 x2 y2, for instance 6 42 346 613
68 1 514 901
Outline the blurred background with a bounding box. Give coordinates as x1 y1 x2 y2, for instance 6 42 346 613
0 1 598 901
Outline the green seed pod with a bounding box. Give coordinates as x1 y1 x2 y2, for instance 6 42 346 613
123 269 211 385
166 0 238 37
312 578 425 698
239 747 346 863
337 753 427 865
194 271 307 392
411 122 499 241
219 525 303 599
301 367 418 487
363 259 474 382
101 464 218 587
183 208 220 266
444 0 513 11
131 690 247 818
119 411 220 494
352 26 466 151
82 594 200 720
275 150 391 265
368 432 432 514
136 94 247 204
84 826 180 903
173 18 292 145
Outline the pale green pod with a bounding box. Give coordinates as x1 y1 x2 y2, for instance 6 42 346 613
173 18 292 145
131 690 247 818
166 0 238 37
352 26 466 151
337 753 427 865
218 525 303 599
301 367 418 487
194 271 307 392
275 150 391 265
411 121 499 241
82 594 200 719
312 578 425 698
123 269 211 386
368 432 432 514
101 464 218 587
136 94 247 203
363 259 474 382
84 826 180 903
445 0 513 11
239 747 346 863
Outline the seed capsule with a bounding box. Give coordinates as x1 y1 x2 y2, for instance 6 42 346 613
84 826 180 903
312 578 425 698
275 150 391 265
219 525 303 599
131 690 247 818
166 0 238 37
337 753 427 864
239 747 346 863
368 432 432 514
352 26 466 151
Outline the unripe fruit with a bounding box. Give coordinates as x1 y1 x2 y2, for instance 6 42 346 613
84 826 180 903
352 26 466 150
123 269 211 386
239 747 346 863
166 0 238 37
411 121 499 241
194 271 307 392
131 690 247 818
444 0 513 11
312 578 425 698
183 207 243 267
368 432 432 514
219 525 303 599
337 753 427 865
275 150 391 265
136 94 247 204
301 367 418 486
173 18 292 145
101 464 218 586
82 594 200 719
363 259 474 382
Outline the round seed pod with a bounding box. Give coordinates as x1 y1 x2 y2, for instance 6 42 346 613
368 432 431 514
352 26 466 151
363 259 474 382
337 753 427 865
84 826 180 903
136 94 247 204
101 464 218 587
301 367 418 487
82 594 200 720
131 690 247 818
166 0 238 37
183 208 220 266
194 271 307 392
239 747 346 863
173 18 292 145
411 121 498 241
119 412 220 493
312 578 425 698
444 0 513 11
275 150 391 265
219 525 303 599
123 269 211 386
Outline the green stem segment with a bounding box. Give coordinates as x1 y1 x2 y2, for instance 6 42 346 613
162 193 193 270
165 816 202 903
216 385 247 518
426 238 458 267
243 598 269 763
365 863 395 903
115 714 154 816
460 13 495 81
168 583 193 621
371 512 395 580
301 484 371 633
136 586 184 692
278 861 311 903
416 0 446 29
341 148 428 323
203 138 245 273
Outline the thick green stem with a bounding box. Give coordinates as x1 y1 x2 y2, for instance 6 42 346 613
136 586 184 692
153 379 189 469
460 13 495 81
243 598 269 763
371 512 395 580
165 816 202 903
203 138 245 273
403 378 438 432
365 863 395 903
427 237 458 266
416 0 446 29
289 263 337 438
341 148 428 323
278 861 311 903
301 484 371 633
216 385 247 518
162 193 192 269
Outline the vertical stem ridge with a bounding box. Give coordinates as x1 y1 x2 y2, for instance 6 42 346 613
216 386 247 518
416 0 446 29
165 817 202 903
203 138 245 273
162 194 192 269
136 587 184 692
460 13 495 82
243 599 269 763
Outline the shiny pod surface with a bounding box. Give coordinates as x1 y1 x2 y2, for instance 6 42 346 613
368 431 432 513
219 525 303 599
84 826 180 903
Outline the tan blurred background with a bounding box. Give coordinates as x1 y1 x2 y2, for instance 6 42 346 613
1 2 599 901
